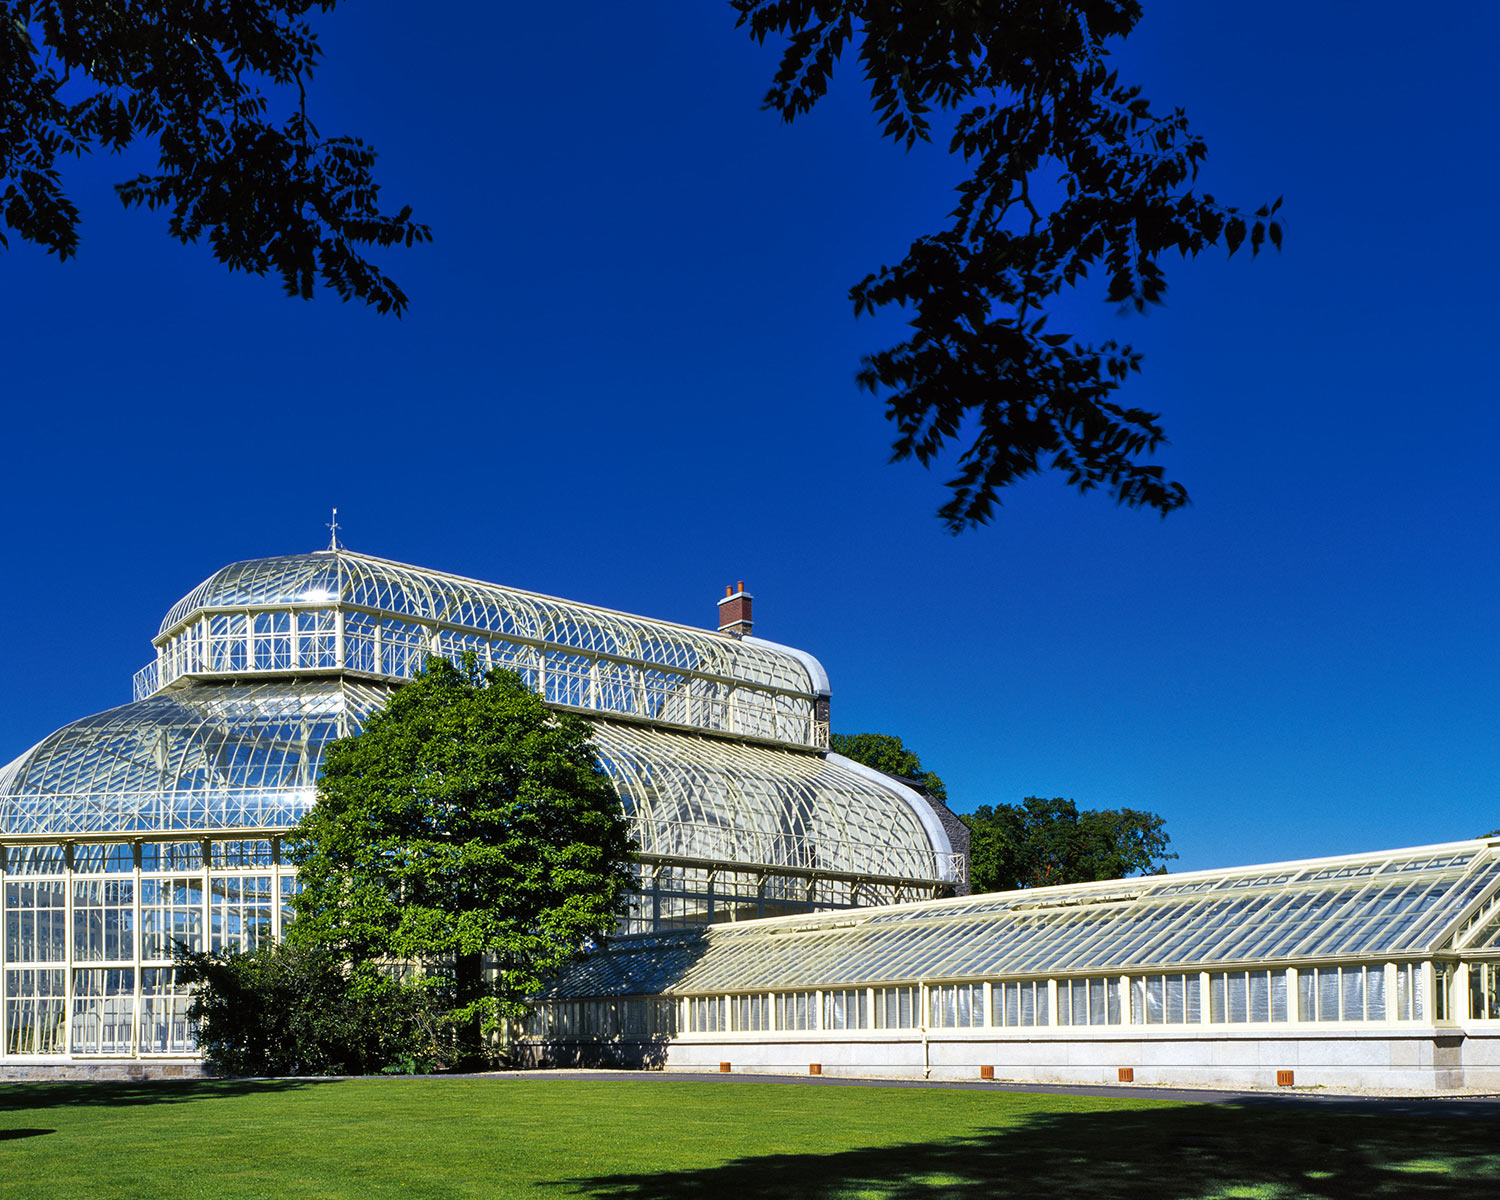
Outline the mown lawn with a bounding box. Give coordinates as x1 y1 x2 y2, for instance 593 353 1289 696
1 1077 1497 1200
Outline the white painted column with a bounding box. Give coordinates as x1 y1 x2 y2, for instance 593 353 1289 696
63 843 75 1056
132 841 143 1058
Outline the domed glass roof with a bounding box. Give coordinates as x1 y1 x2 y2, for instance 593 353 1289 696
0 679 389 836
0 682 953 881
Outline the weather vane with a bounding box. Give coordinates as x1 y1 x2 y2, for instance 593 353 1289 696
327 507 341 551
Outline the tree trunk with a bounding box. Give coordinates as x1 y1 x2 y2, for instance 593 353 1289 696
456 951 484 1065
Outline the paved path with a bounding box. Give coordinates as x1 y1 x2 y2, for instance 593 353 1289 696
485 1068 1500 1117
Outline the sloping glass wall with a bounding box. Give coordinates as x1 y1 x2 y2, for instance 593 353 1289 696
528 840 1500 1043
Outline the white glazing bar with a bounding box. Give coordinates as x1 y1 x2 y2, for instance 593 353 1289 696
200 839 211 966
132 842 143 1059
63 843 74 1057
1 846 7 1060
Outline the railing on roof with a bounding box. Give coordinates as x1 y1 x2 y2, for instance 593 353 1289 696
132 660 158 702
0 787 319 838
136 606 829 749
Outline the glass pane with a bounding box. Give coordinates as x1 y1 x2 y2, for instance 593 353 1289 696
1341 967 1364 1021
1319 970 1340 1021
1248 971 1270 1022
1299 971 1316 1021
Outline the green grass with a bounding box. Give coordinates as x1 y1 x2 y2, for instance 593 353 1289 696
1 1077 1497 1199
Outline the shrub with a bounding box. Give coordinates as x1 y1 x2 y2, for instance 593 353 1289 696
174 944 455 1076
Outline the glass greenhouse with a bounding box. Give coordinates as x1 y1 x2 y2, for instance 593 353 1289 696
0 548 962 1065
522 838 1500 1090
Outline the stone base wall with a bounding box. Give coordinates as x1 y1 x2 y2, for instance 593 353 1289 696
0 1060 208 1082
647 1027 1500 1092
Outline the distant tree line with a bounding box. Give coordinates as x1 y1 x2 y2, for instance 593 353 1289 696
831 731 1174 892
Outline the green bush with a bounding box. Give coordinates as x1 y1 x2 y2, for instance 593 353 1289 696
174 944 455 1076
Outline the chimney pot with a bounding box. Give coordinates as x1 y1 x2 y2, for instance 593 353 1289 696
717 580 753 639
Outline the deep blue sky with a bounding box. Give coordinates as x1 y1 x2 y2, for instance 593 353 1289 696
3 2 1497 874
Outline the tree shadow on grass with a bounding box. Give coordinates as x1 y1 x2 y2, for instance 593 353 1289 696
559 1101 1500 1199
0 1078 339 1113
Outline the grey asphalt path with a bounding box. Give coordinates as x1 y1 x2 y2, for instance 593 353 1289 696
463 1069 1500 1118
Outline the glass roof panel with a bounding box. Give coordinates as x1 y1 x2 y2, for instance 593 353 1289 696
590 721 953 882
542 841 1500 997
0 679 390 836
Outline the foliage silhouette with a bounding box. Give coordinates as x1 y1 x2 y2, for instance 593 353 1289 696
2 1 429 312
737 1 1282 528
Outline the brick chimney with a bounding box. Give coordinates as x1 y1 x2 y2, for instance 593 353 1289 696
717 581 753 638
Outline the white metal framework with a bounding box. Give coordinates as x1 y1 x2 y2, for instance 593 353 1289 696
524 839 1500 1065
0 548 959 1062
139 551 829 749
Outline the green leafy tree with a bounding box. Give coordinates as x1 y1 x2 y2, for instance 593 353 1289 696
287 656 635 1061
736 1 1281 529
966 796 1173 892
830 731 948 804
1 1 428 312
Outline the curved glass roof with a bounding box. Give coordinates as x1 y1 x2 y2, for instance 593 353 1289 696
545 840 1500 998
0 683 950 885
157 550 820 698
0 680 390 836
593 723 954 883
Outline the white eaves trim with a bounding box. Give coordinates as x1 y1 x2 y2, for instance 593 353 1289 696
826 751 956 874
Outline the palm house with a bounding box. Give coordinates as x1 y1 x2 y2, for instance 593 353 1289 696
8 544 1498 1092
0 546 964 1068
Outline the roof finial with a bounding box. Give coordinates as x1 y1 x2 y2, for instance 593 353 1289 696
327 507 342 551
